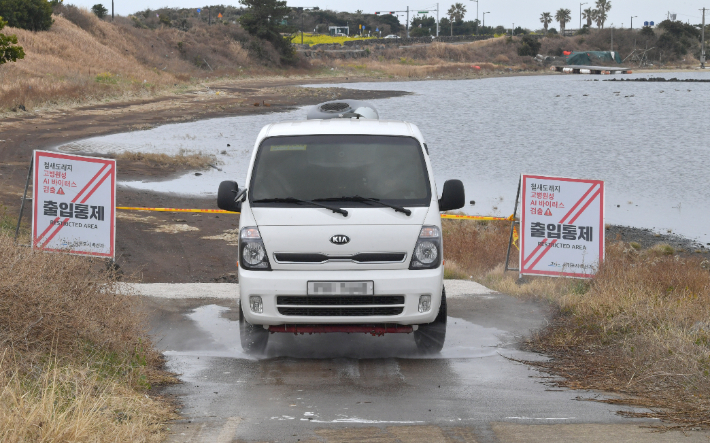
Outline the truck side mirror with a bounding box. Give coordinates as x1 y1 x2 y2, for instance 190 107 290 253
438 179 465 212
217 180 242 212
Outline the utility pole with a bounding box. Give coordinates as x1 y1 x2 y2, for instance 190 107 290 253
299 7 317 45
406 6 410 38
483 11 489 29
631 16 637 30
702 8 707 69
112 0 114 21
470 0 478 34
436 3 439 36
611 24 614 51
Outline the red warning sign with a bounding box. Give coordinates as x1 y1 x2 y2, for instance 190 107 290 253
32 151 116 257
519 174 604 279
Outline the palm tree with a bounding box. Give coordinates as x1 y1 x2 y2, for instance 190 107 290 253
582 7 594 28
594 0 611 28
555 8 572 34
540 12 552 34
447 3 467 36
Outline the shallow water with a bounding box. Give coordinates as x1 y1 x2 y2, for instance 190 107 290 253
162 304 509 364
57 72 710 241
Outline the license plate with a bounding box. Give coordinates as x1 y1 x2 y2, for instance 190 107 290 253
307 281 374 295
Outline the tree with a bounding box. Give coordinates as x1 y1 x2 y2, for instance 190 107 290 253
238 0 296 64
540 12 552 34
582 8 594 28
555 8 571 34
0 0 54 31
446 2 466 36
0 15 24 64
91 4 107 19
594 0 611 28
517 35 541 56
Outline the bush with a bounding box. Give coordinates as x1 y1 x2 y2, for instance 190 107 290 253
91 3 107 19
0 15 24 64
517 35 541 56
640 26 655 37
0 0 53 31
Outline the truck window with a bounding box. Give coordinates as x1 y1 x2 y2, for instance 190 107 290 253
250 135 431 206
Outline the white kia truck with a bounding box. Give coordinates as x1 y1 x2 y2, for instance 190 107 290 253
217 100 465 354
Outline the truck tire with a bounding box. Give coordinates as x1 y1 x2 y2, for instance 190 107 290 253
414 288 447 354
239 301 269 353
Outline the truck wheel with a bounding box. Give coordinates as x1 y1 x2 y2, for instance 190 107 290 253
414 288 447 354
239 301 269 353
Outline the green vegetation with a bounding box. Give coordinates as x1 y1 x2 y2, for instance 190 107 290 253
238 0 296 64
0 15 23 64
91 3 108 19
517 35 541 56
0 0 53 31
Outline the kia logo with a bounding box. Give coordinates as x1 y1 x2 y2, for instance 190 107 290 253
330 235 350 245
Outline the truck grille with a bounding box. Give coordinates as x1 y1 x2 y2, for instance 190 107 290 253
274 252 406 264
278 307 404 316
277 296 404 306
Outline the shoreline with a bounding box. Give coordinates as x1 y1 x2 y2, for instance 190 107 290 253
2 73 706 282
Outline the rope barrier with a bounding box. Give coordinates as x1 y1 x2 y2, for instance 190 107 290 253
116 206 522 250
117 206 518 221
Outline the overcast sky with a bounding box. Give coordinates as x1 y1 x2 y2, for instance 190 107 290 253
68 1 709 30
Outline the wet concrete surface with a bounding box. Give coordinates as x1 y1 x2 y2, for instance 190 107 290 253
136 281 709 442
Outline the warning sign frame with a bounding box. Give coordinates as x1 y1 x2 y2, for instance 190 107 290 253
519 174 604 279
31 150 116 258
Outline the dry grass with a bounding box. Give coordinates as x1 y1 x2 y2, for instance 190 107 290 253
113 150 221 169
443 219 710 428
0 9 259 112
0 356 175 442
0 232 176 441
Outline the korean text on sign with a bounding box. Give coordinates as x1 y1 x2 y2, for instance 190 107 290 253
519 175 604 279
32 151 116 258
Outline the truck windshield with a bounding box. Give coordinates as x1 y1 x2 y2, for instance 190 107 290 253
249 135 431 206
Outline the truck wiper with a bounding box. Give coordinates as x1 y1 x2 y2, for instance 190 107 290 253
252 197 348 217
314 196 412 216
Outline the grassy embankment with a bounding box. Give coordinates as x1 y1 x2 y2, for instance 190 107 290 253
0 209 176 441
111 150 221 170
442 219 710 429
5 7 699 114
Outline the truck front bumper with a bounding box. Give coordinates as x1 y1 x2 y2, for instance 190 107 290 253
238 268 444 326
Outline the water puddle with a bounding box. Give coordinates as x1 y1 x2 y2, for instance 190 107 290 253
162 304 514 362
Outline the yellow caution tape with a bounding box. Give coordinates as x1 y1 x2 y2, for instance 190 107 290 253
440 213 516 221
512 225 520 251
116 207 238 214
116 207 519 222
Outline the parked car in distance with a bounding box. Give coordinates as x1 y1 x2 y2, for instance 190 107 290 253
383 34 400 39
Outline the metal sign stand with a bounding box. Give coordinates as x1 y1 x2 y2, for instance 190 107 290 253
504 175 521 272
14 156 33 242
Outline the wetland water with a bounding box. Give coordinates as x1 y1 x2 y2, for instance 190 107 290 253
58 72 710 241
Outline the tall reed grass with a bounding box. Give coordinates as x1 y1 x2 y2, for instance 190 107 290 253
443 219 710 427
0 232 175 441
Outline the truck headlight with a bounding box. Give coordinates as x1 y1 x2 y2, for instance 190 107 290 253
239 227 271 271
409 226 442 270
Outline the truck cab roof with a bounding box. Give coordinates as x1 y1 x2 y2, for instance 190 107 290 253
257 119 426 144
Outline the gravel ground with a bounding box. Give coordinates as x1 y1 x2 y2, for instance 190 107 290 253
606 224 709 254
